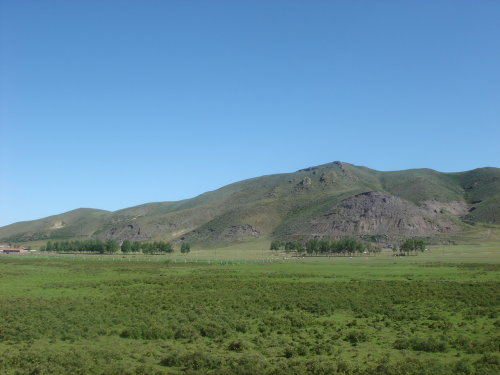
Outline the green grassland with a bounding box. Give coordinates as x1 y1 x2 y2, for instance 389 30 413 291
0 241 499 375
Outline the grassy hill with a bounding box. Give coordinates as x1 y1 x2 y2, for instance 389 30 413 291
1 162 499 246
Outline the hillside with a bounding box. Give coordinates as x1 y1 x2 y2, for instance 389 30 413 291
1 162 499 246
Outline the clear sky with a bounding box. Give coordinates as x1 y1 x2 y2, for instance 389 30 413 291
1 1 499 226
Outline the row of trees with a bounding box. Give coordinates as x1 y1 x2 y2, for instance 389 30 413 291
42 240 191 254
123 240 174 254
270 238 381 256
398 238 426 255
44 240 120 253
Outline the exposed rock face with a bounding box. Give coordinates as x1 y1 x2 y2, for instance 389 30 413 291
295 177 312 191
99 223 150 241
420 200 469 216
50 221 65 229
303 192 462 237
180 224 260 244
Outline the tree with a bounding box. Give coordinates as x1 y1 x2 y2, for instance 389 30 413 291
270 240 280 251
414 239 425 252
294 241 305 253
400 238 425 255
141 242 153 254
131 241 141 253
160 241 174 253
121 240 132 253
284 241 296 252
306 239 319 254
105 239 119 253
319 239 330 254
180 242 191 254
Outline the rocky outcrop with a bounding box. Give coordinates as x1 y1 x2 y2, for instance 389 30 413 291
98 223 150 241
295 177 312 191
302 192 463 237
420 200 469 216
179 224 260 244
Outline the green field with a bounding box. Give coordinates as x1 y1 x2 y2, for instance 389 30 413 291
0 244 499 374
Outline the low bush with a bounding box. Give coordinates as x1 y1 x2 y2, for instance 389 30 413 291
393 336 448 352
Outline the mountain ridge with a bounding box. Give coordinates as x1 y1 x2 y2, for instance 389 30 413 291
1 162 499 245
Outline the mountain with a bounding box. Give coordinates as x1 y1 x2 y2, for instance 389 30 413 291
1 162 499 246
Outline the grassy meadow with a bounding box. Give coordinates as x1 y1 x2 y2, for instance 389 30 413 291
0 242 499 374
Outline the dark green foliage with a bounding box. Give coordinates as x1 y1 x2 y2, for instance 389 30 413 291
400 238 426 254
393 336 448 352
272 237 369 256
43 239 173 254
304 237 366 255
130 241 141 252
121 240 132 253
271 240 306 252
305 238 318 254
105 239 120 253
345 330 368 345
0 258 498 375
44 239 119 253
180 242 191 254
270 240 283 251
227 339 248 352
141 241 174 254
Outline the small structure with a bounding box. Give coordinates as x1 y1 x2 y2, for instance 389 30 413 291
1 247 29 254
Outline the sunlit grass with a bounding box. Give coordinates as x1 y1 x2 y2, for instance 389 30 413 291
0 242 498 374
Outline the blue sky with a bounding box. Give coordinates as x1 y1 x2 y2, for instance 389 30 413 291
1 1 499 226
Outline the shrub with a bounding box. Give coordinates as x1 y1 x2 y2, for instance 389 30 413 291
393 336 448 352
227 340 247 352
345 330 368 345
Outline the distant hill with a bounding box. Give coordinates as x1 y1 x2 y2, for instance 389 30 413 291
1 162 499 246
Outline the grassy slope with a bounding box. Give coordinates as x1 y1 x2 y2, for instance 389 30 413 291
455 167 500 223
0 208 110 243
380 169 464 203
1 163 499 245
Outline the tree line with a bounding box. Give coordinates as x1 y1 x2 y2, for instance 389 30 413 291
396 238 426 255
270 237 426 256
42 239 191 254
270 237 381 256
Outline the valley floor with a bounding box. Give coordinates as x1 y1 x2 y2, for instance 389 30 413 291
0 243 499 374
